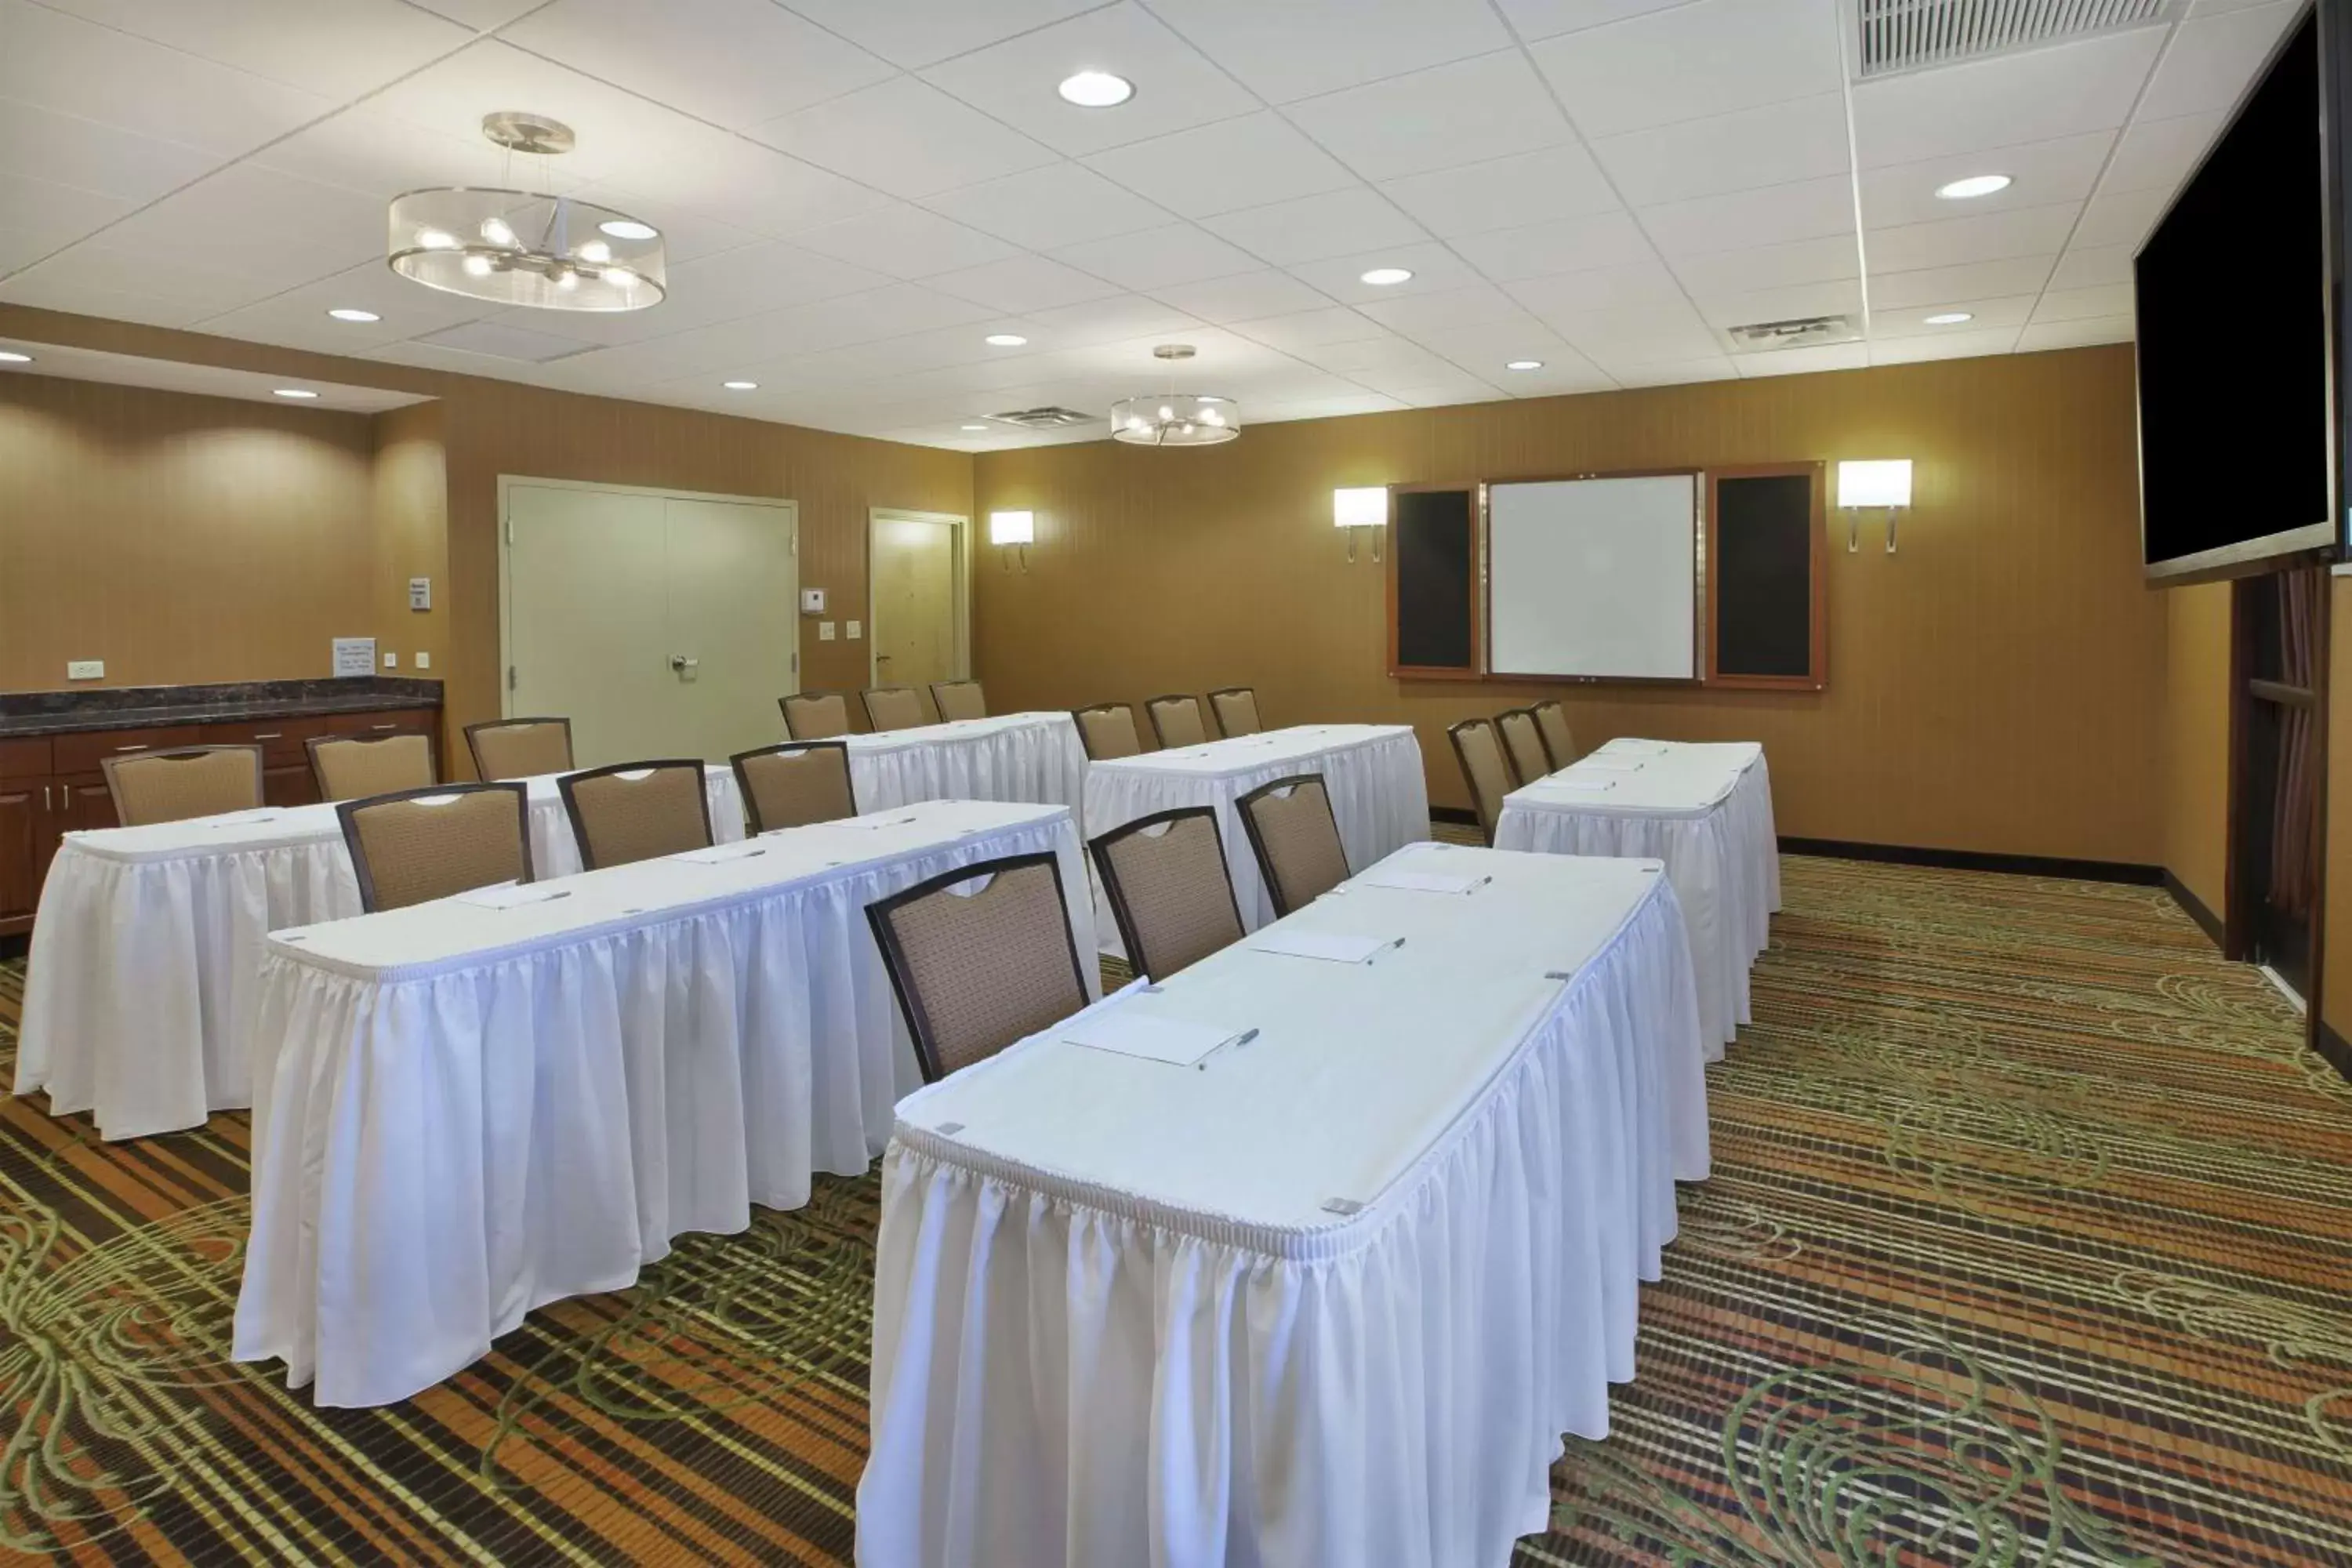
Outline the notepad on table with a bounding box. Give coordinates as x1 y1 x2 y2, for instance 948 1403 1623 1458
454 882 571 909
677 842 768 864
1062 1011 1247 1066
1602 742 1669 756
1247 929 1397 964
833 813 920 830
1354 867 1486 895
201 809 284 827
1536 778 1617 796
1572 757 1645 772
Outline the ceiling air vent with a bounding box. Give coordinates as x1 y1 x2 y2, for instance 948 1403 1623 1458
1857 0 2174 78
983 406 1096 430
1722 314 1862 353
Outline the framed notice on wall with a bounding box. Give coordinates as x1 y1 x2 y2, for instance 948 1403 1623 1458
332 637 377 677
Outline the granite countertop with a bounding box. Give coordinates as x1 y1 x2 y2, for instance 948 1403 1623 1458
0 677 443 739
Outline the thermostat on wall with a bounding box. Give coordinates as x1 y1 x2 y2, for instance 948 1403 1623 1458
800 588 826 614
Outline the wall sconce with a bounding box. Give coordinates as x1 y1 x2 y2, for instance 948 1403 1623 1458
1334 485 1387 563
989 509 1033 572
1835 459 1911 554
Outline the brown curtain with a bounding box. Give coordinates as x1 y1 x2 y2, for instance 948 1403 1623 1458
2271 565 2322 916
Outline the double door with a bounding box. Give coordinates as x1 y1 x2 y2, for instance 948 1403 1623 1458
503 483 798 769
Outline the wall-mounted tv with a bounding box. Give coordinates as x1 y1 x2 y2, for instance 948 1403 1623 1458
2136 5 2334 581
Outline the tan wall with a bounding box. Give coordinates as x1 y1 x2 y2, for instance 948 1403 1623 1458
975 344 2165 864
370 400 450 679
2162 580 2234 921
0 373 377 690
2326 577 2352 1038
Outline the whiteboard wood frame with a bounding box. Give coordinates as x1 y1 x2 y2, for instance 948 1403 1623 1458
1481 468 1707 685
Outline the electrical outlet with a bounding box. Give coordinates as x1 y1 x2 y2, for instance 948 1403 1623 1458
383 652 399 668
818 621 837 641
67 659 103 681
846 620 862 639
416 652 431 670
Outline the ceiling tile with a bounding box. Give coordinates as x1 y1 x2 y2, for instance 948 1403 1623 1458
558 183 768 266
3 244 286 314
775 0 1107 70
190 259 497 350
0 173 137 269
2048 244 2133 290
1733 340 1867 376
1865 201 2081 272
2136 1 2299 121
927 253 1130 313
1451 211 1659 281
1388 380 1512 408
2071 185 2169 249
1021 293 1207 347
0 100 221 209
1377 144 1620 238
1867 293 2039 338
1531 0 1844 139
1638 176 1854 259
31 0 473 100
1201 187 1428 264
2103 111 2224 196
1294 334 1464 379
1589 93 1849 206
249 106 515 200
924 162 1175 250
1283 50 1574 183
1670 233 1857 295
921 4 1259 156
1507 260 1690 318
1083 113 1356 218
1857 131 2115 229
496 241 892 346
1404 315 1582 372
1144 0 1513 102
1150 270 1345 325
2016 315 2133 351
1690 277 1860 328
417 319 601 363
99 163 384 283
791 204 1024 278
1226 307 1390 351
1353 282 1533 336
754 75 1060 200
0 263 233 327
1497 0 1697 42
1612 357 1738 386
1868 254 2056 307
652 129 897 238
2032 282 2134 322
1568 317 1729 364
502 0 897 130
1285 240 1485 301
1051 224 1266 289
1850 27 2165 167
406 0 539 24
1867 325 2022 363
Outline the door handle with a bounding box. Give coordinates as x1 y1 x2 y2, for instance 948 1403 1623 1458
114 743 149 753
371 723 396 731
42 785 51 811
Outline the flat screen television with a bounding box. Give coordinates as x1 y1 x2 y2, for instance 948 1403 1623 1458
2136 5 2333 580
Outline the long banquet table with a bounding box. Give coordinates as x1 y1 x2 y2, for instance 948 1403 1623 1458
234 798 1095 1409
1494 739 1777 1054
14 765 746 1141
843 711 1087 815
860 842 1707 1568
1080 723 1430 958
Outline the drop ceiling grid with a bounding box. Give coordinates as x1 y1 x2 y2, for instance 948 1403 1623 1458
0 0 2300 445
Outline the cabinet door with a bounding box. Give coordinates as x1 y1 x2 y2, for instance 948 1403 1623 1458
0 782 42 926
264 762 319 808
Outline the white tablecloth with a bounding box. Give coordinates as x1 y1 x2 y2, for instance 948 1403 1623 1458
14 767 746 1141
234 799 1096 1410
1081 724 1431 958
1493 739 1778 1055
846 712 1087 815
861 844 1706 1568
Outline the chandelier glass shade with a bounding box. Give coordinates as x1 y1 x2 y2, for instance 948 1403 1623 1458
1110 347 1239 446
388 187 666 311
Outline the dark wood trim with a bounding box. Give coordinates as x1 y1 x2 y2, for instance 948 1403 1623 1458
1386 481 1485 681
2315 1015 2352 1083
1778 836 2164 885
2249 677 2319 708
2164 870 2227 948
2224 579 2254 960
1483 468 1707 686
2304 564 2332 1060
1704 462 1828 691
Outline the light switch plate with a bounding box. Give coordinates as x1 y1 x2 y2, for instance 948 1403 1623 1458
383 652 399 668
416 652 431 670
800 588 826 614
846 620 862 639
67 659 103 681
818 621 837 641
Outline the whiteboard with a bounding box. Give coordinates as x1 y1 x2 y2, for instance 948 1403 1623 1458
1487 475 1698 680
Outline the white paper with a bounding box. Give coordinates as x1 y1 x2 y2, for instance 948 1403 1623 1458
1247 929 1397 964
677 843 768 864
834 813 920 831
1062 1011 1243 1066
1602 741 1669 756
452 881 571 909
1573 758 1645 773
1354 868 1486 895
201 809 285 827
1534 778 1617 796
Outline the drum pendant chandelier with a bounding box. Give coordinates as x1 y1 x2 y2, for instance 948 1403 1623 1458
388 112 667 312
1111 344 1240 447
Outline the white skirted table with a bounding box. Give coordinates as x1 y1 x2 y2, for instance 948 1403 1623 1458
1080 723 1430 958
861 844 1707 1568
1494 739 1778 1055
844 712 1087 815
13 766 745 1141
234 798 1095 1410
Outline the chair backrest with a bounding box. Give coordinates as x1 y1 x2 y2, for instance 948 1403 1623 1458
558 760 713 870
731 741 857 833
862 686 927 731
1146 693 1208 749
781 691 852 740
1073 702 1142 760
1497 708 1552 786
1530 699 1575 769
101 745 263 826
931 680 986 722
1236 773 1351 917
1089 808 1246 982
1449 718 1512 844
337 782 532 913
866 851 1090 1082
307 733 434 802
465 717 572 782
1207 687 1261 738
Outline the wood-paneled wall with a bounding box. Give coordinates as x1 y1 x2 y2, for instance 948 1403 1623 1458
975 345 2168 866
2325 575 2352 1040
0 374 377 690
371 400 449 678
2164 581 2233 919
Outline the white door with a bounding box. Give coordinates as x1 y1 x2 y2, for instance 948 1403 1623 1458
505 482 797 768
869 514 961 695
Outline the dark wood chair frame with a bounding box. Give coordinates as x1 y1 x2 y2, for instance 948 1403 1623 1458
1145 692 1209 748
1234 771 1351 919
1071 702 1142 760
555 758 714 872
1446 717 1506 847
463 716 573 781
1087 805 1247 983
335 780 532 914
1205 686 1260 738
779 690 859 740
728 740 858 835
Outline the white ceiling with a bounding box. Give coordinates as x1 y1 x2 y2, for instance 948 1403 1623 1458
0 0 2292 449
0 337 433 411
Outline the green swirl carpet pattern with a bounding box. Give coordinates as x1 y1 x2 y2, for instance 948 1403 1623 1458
4 854 2352 1565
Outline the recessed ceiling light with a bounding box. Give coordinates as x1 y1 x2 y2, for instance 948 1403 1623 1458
0 350 31 364
1359 267 1414 286
598 219 659 241
1058 70 1134 107
722 379 758 390
961 423 989 430
985 333 1029 347
1505 359 1544 370
1935 174 2011 200
326 307 381 323
1924 310 1974 325
273 388 320 399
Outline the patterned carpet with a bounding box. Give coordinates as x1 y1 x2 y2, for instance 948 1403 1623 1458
3 853 2351 1566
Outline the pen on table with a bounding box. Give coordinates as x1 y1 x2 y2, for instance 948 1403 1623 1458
1196 1026 1260 1071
